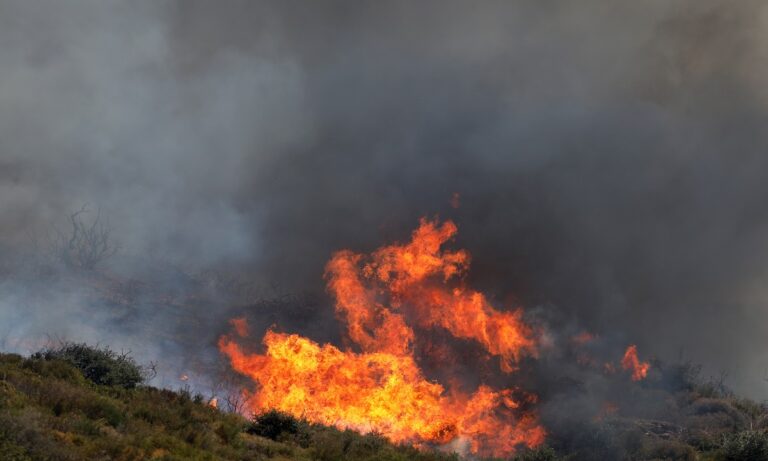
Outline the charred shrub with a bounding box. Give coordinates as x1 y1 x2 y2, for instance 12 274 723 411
686 398 747 432
511 445 559 461
686 428 724 452
641 439 696 461
246 409 300 440
719 430 768 461
547 421 625 460
32 343 144 388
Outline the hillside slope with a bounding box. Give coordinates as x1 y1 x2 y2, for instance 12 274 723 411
0 351 463 461
2 348 768 461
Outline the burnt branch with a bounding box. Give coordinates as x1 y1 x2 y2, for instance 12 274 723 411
51 204 119 270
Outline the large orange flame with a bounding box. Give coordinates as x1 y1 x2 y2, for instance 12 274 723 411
219 218 544 457
326 218 537 371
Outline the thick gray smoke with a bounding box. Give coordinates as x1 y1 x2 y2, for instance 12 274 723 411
2 0 768 398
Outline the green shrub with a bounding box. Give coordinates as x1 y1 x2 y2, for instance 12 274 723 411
0 438 32 461
720 430 768 461
82 397 125 427
345 431 389 458
32 343 144 388
0 382 25 409
246 409 300 440
215 416 243 445
0 354 24 366
310 429 345 461
21 358 84 384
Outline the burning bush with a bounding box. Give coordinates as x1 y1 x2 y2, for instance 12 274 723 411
32 342 145 388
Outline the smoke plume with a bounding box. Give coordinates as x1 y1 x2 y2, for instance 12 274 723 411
2 0 768 400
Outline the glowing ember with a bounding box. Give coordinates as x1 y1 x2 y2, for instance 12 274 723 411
219 218 544 457
571 331 596 345
621 345 650 381
450 192 461 209
230 317 249 337
594 401 619 421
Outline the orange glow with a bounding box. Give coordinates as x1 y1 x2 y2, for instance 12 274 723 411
594 401 619 421
621 345 650 381
230 317 249 337
219 218 544 457
450 192 461 209
571 331 596 345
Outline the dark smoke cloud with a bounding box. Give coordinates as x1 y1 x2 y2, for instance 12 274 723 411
3 0 768 398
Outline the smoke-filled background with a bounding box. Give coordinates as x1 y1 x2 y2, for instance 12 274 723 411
2 0 768 399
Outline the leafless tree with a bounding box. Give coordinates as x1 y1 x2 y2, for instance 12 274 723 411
224 391 247 414
143 360 159 382
50 205 119 270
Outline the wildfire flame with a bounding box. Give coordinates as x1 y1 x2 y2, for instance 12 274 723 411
325 218 537 372
621 344 650 381
219 218 544 457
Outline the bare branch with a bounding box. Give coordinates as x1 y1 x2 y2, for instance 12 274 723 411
49 204 119 270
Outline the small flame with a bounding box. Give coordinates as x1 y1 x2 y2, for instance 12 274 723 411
208 397 218 408
571 331 596 345
621 345 650 381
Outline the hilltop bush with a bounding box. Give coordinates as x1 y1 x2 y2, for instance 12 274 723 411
32 342 145 388
246 409 302 440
